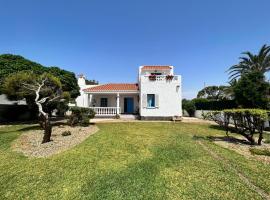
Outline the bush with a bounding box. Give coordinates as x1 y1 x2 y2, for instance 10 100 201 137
194 99 237 110
250 148 270 156
0 104 38 122
182 99 196 117
61 131 71 136
204 109 269 145
264 139 270 144
67 107 95 127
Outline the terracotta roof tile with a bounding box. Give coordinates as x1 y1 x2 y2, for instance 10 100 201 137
84 83 139 92
142 66 172 70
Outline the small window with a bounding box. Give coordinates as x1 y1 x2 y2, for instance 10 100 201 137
151 72 162 75
100 98 108 107
147 94 155 108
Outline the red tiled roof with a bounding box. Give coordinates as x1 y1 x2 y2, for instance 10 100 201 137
141 66 172 70
83 83 139 92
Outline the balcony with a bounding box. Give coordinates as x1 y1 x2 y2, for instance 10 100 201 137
141 75 180 82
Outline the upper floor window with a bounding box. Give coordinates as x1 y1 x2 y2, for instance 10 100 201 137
151 72 162 75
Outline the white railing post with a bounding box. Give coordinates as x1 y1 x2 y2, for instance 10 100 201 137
89 107 119 116
116 93 120 115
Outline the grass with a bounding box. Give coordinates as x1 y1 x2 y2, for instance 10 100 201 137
0 122 269 199
250 148 270 156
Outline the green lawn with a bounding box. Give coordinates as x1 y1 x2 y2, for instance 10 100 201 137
0 122 269 200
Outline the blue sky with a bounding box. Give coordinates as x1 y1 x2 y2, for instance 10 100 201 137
1 0 270 99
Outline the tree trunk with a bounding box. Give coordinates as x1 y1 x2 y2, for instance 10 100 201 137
258 127 263 145
41 114 52 143
241 133 255 145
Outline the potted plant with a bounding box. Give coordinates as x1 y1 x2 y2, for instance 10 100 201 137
166 75 174 80
149 75 156 81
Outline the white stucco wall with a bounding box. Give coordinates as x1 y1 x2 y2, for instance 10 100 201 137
139 75 182 117
75 77 96 107
0 94 26 105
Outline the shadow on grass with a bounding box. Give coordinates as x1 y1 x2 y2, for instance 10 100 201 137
193 135 250 145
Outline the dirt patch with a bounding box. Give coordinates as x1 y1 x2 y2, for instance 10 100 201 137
182 117 215 124
213 137 270 164
12 125 99 158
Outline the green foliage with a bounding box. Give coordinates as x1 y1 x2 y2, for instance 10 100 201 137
193 98 237 110
85 79 99 85
0 54 80 98
0 105 38 122
204 109 269 145
228 44 270 81
61 131 72 136
233 71 269 109
2 71 62 101
197 85 232 100
249 148 270 156
67 107 95 126
182 99 195 117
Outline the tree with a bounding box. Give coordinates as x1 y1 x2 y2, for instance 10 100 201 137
182 99 196 117
228 44 270 82
0 54 80 98
197 85 232 100
233 71 269 109
2 72 65 143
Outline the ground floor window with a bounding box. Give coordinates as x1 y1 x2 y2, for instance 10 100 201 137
100 98 108 107
147 94 155 107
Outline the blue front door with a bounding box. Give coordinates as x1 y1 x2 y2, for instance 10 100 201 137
124 98 134 113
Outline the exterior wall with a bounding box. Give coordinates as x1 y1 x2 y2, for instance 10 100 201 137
0 94 26 105
75 77 96 107
89 93 139 113
194 110 211 119
139 75 182 117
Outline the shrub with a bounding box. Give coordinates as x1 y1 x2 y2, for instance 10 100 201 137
194 99 237 110
67 107 95 126
204 109 269 145
249 148 270 156
62 131 71 136
264 139 270 144
115 114 120 119
182 99 196 117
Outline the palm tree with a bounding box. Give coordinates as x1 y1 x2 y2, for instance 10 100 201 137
228 44 270 81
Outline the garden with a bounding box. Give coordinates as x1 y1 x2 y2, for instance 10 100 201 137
1 122 270 199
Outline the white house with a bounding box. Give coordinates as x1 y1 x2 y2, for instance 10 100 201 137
76 65 182 120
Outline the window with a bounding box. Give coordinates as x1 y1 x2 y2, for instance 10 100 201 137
151 72 162 75
100 98 108 107
147 94 155 108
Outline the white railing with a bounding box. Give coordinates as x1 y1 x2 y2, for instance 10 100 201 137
90 107 120 116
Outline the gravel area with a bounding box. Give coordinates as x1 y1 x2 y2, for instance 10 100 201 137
12 125 99 158
214 138 270 164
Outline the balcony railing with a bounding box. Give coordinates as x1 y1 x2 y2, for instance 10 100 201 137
89 107 120 116
142 75 179 82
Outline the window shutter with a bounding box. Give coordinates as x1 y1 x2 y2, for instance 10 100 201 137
155 94 159 107
142 94 147 108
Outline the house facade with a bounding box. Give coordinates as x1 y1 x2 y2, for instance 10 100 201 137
76 65 182 120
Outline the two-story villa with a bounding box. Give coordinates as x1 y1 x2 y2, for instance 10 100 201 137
76 65 182 120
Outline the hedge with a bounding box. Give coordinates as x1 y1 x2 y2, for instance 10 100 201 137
0 104 38 122
203 109 269 145
194 99 237 110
